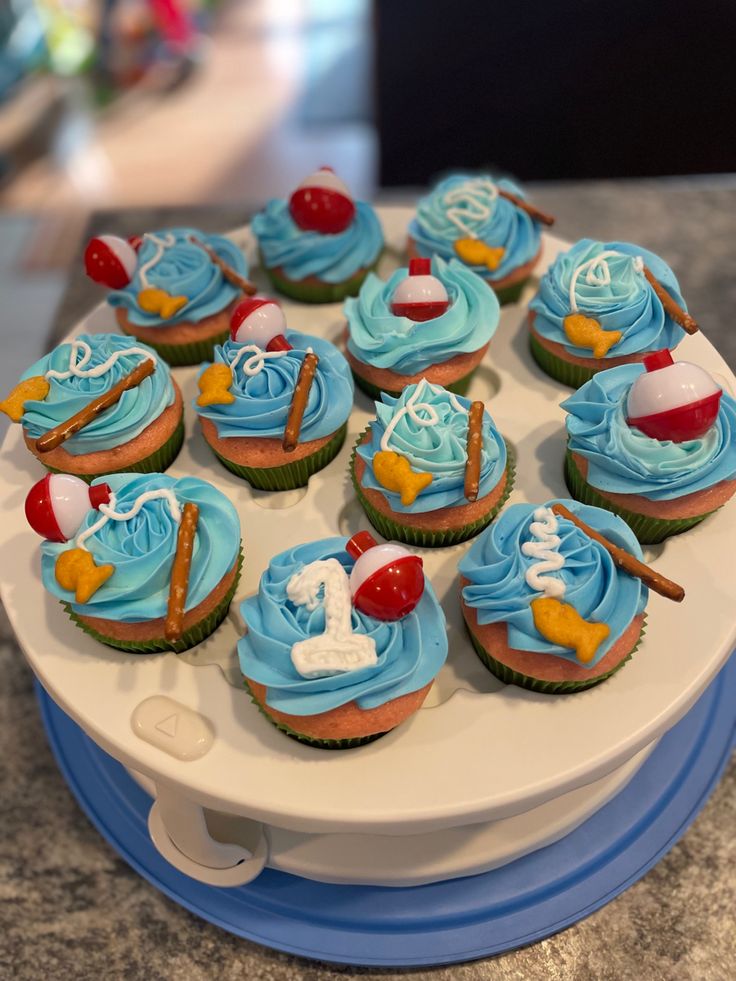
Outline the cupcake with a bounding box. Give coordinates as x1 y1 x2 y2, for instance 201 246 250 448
84 228 251 366
351 379 513 547
0 333 183 482
239 533 447 748
561 352 736 543
344 256 499 398
528 239 696 387
459 499 663 693
26 472 242 653
407 174 553 304
251 167 384 303
194 297 354 490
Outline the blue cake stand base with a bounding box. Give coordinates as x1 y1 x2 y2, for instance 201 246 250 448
36 655 736 968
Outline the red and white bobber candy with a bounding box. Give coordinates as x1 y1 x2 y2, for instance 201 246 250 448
346 531 424 621
83 235 139 289
25 474 112 542
230 297 292 352
627 349 722 442
289 167 356 235
391 257 450 321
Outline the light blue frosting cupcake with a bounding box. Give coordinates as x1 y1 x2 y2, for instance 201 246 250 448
194 331 354 441
345 256 499 374
562 363 736 500
408 174 542 283
41 473 240 622
19 334 175 456
356 382 507 513
252 199 383 284
530 239 687 358
459 500 648 669
107 228 248 327
238 537 447 715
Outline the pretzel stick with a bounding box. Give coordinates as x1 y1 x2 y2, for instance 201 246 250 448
189 237 257 296
283 352 319 452
464 401 485 502
35 359 155 453
642 266 699 334
498 189 555 227
165 503 200 644
551 503 684 602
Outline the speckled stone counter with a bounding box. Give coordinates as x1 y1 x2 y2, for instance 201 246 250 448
2 179 735 981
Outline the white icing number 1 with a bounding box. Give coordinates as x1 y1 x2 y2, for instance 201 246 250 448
287 559 377 678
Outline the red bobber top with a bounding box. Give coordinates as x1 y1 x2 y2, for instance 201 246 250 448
84 235 138 289
346 531 424 621
25 474 111 542
230 296 291 351
391 257 451 321
288 167 356 235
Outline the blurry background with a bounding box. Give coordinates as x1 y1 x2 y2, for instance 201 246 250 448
0 0 735 393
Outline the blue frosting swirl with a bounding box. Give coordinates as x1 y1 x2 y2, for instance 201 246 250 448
107 228 248 327
459 500 648 668
530 239 687 357
562 363 736 500
194 331 354 440
20 334 175 456
238 537 447 715
40 473 240 621
356 382 507 513
252 199 383 284
408 174 542 282
345 256 499 374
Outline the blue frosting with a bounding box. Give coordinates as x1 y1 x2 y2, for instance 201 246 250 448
238 537 447 715
356 382 507 513
459 500 648 669
252 199 383 284
530 239 687 357
562 363 736 500
107 228 248 327
41 473 240 621
408 174 542 282
345 256 499 374
194 331 354 441
20 334 175 456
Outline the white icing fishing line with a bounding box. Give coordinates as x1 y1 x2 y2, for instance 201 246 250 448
76 489 182 551
442 178 498 239
287 558 377 678
569 250 644 313
138 232 177 289
228 344 313 378
45 338 156 380
521 506 566 599
380 378 467 453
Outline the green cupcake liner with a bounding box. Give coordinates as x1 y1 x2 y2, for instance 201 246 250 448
349 429 516 547
564 450 716 544
242 677 388 749
64 547 243 654
262 252 381 304
209 423 347 491
529 332 600 388
466 614 647 694
350 367 474 401
121 327 231 367
491 276 529 306
43 417 185 485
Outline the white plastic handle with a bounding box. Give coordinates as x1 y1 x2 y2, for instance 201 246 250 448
148 783 269 887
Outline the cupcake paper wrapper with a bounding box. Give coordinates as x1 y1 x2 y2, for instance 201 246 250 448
122 328 231 367
44 417 184 485
491 277 529 306
262 253 380 304
466 614 647 694
242 677 388 750
63 547 243 654
350 429 516 548
564 450 716 544
529 332 599 388
351 368 474 401
210 424 347 491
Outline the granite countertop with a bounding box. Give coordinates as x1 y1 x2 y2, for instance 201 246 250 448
1 179 734 981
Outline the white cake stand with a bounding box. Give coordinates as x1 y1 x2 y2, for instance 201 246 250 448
2 209 735 889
